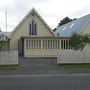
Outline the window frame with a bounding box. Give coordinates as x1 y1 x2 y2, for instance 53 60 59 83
29 19 37 36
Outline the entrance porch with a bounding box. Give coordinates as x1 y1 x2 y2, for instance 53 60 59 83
23 37 71 57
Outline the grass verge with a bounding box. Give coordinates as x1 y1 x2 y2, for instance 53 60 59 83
58 64 90 69
57 64 90 73
0 65 19 71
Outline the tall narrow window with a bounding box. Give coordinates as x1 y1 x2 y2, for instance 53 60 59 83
29 20 37 35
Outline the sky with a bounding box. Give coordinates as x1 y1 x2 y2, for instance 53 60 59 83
0 0 90 32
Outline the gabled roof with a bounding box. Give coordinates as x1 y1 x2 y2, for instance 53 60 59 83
10 8 55 38
55 14 90 37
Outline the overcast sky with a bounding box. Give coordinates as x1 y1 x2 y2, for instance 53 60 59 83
0 0 90 32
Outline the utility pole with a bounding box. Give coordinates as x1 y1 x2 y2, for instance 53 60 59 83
5 11 7 51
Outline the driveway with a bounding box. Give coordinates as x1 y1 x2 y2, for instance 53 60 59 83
18 57 62 74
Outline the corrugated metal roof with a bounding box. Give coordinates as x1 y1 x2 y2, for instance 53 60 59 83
55 14 90 37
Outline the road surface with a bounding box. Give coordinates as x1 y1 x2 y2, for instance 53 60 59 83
0 73 90 90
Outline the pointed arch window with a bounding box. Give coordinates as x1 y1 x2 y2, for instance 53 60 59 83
29 20 37 35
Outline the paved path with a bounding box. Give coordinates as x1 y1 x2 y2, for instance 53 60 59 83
18 57 63 74
0 73 90 90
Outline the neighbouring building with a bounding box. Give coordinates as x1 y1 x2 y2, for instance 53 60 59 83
55 14 90 51
0 32 10 51
1 8 90 57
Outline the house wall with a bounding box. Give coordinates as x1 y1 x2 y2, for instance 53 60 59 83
83 44 90 52
82 23 90 34
10 12 54 50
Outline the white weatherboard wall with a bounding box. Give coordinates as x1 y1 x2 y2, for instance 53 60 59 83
57 50 90 64
0 51 18 65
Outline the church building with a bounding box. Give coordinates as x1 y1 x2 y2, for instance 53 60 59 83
1 8 90 57
9 8 71 57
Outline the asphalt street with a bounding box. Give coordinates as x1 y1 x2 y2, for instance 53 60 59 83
0 73 90 90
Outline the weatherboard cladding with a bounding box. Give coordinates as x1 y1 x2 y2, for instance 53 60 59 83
55 14 90 37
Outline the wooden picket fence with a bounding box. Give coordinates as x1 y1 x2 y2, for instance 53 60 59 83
0 50 18 65
57 50 90 64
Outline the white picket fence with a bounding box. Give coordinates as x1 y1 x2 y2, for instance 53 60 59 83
0 51 18 65
57 50 90 64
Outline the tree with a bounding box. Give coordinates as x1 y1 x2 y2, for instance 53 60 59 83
0 33 7 51
0 27 2 32
70 33 90 51
53 17 76 32
0 34 3 51
53 28 57 32
58 17 73 26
